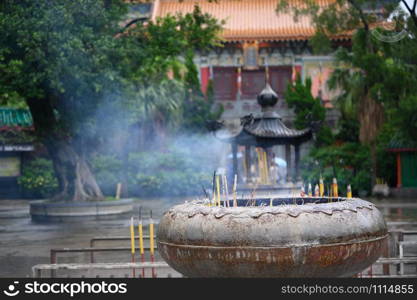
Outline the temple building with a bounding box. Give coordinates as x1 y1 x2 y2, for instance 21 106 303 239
150 0 350 125
148 0 352 185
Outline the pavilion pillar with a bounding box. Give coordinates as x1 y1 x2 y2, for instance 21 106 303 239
245 145 251 183
396 152 402 188
285 144 292 182
294 144 301 182
232 142 239 182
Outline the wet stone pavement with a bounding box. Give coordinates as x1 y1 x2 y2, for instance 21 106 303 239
0 198 185 278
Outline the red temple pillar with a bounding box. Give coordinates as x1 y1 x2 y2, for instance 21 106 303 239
292 65 302 82
396 152 402 188
200 66 210 96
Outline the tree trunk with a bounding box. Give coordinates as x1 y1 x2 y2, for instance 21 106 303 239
46 139 104 201
358 93 384 186
27 97 104 201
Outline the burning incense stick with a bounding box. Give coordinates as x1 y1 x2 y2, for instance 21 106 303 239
223 174 230 207
215 175 221 207
308 183 312 197
319 177 324 197
233 174 237 208
138 207 145 278
130 217 136 278
347 184 352 198
149 210 156 278
333 178 338 198
211 171 216 207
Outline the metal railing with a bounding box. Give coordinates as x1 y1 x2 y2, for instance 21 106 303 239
32 262 170 278
89 235 153 263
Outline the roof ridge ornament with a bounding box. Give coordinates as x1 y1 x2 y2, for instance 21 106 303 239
257 83 278 108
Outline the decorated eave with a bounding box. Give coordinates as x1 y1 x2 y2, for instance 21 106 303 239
151 0 352 43
213 84 312 148
386 132 417 153
0 108 33 131
0 108 35 152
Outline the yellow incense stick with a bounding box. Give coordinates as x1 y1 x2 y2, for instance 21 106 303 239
149 220 155 256
347 184 352 198
319 178 324 197
333 178 338 198
130 217 135 254
138 220 144 255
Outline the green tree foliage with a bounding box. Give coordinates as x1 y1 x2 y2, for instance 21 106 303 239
279 0 417 187
0 1 223 201
284 75 333 147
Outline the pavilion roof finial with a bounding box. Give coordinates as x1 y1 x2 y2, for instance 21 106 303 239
257 83 278 108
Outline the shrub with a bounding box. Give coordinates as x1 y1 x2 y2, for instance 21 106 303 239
18 158 59 198
90 154 123 196
127 148 213 197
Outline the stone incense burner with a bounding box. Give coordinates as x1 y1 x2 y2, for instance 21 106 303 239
157 197 387 278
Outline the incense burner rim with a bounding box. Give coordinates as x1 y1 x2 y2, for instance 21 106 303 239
167 198 376 219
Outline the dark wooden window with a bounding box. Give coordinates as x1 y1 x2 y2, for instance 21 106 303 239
241 69 266 100
269 66 292 99
213 67 237 101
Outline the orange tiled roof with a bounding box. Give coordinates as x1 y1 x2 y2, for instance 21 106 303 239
151 0 351 42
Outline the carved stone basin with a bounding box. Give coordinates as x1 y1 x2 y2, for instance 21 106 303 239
157 197 387 278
